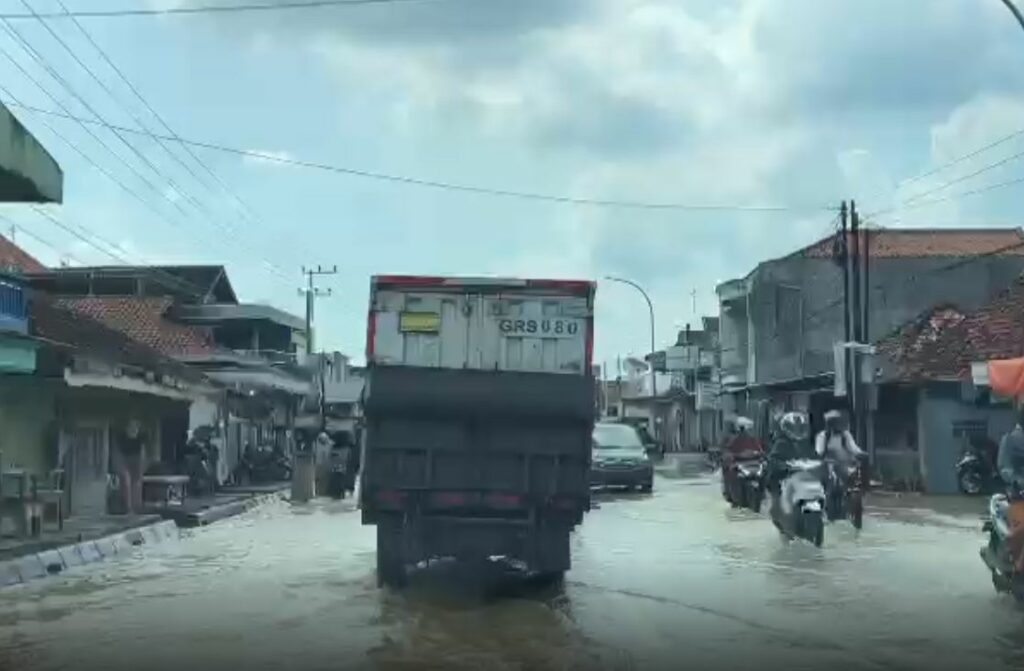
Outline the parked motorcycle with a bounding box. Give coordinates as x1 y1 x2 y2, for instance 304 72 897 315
181 432 218 497
980 481 1024 603
824 459 865 530
770 458 827 547
958 436 1001 496
234 444 292 485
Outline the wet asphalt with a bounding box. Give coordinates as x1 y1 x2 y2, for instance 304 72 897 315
1 456 1021 671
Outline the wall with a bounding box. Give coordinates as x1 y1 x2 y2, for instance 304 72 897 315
750 255 1024 386
916 382 1015 494
0 377 58 475
718 300 748 385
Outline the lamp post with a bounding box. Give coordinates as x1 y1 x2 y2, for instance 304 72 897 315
605 276 657 400
1001 0 1024 32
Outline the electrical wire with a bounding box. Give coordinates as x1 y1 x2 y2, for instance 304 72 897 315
899 127 1024 187
0 0 437 21
5 4 293 281
0 100 833 214
49 0 319 271
0 210 84 265
899 145 1024 206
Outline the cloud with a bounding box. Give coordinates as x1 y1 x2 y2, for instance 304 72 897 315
241 149 295 167
130 0 1024 359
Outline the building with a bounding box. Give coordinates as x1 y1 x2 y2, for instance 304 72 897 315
1 239 211 519
873 278 1024 493
717 228 1024 439
24 265 311 483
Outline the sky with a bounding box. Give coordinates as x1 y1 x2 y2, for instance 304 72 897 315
2 0 1024 368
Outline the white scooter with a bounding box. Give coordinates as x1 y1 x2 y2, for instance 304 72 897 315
770 458 827 547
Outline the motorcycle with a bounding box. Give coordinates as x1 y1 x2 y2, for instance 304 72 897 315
234 444 292 485
724 451 766 512
326 446 353 499
958 437 1001 496
181 438 218 497
980 481 1024 603
824 459 865 530
770 458 827 547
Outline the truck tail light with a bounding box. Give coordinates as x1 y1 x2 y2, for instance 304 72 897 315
485 492 523 508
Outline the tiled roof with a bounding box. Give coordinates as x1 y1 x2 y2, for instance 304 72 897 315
800 228 1024 259
53 296 216 357
31 295 206 383
877 278 1024 381
0 233 46 273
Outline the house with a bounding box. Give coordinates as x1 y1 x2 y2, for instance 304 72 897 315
23 265 312 483
0 239 211 519
716 227 1024 439
873 278 1024 493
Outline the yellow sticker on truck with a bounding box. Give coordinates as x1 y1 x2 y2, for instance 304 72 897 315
399 311 441 333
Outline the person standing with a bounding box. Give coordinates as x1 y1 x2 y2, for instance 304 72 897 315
118 419 146 514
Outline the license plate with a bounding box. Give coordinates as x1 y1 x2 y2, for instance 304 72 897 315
498 318 582 338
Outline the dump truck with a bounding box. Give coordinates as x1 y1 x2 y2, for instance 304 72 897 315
360 275 597 587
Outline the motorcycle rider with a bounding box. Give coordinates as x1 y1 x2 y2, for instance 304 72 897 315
997 409 1024 573
721 417 762 504
766 411 813 496
815 410 865 492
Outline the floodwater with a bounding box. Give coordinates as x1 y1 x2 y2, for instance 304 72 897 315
1 459 1022 671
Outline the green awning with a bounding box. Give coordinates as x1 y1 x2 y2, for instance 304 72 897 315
0 335 37 373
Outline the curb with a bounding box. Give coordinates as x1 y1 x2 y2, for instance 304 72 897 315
166 488 288 528
0 490 287 589
0 519 179 589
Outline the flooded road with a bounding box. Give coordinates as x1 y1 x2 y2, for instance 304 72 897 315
2 464 1023 671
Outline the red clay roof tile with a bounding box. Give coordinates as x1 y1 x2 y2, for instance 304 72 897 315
53 296 215 358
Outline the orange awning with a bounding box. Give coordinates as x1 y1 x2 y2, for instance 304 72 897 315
988 358 1024 399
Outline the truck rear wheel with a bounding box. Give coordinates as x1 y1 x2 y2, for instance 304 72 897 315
376 519 407 589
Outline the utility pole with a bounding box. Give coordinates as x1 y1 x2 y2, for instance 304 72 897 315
840 202 852 403
849 201 862 447
299 265 337 356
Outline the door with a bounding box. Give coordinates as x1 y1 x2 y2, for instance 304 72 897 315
68 424 109 516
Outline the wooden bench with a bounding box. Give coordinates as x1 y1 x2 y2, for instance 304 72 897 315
142 475 190 507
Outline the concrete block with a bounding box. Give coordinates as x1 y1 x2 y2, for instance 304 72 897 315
56 545 83 568
19 554 50 580
0 561 22 587
76 542 102 564
94 537 118 558
38 549 67 573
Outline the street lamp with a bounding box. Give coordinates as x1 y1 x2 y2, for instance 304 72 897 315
604 276 657 400
1001 0 1024 32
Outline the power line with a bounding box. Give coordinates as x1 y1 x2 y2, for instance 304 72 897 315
899 127 1024 187
0 100 833 214
0 0 435 21
869 174 1024 221
6 3 292 281
900 145 1024 206
0 210 84 265
31 206 218 299
50 0 315 271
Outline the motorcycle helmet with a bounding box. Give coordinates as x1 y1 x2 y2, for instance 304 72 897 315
778 411 810 441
